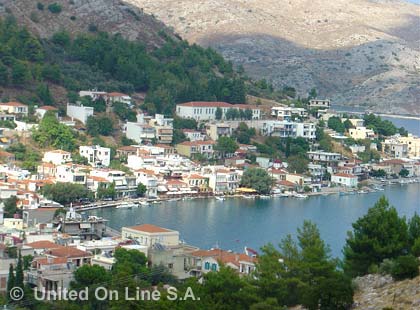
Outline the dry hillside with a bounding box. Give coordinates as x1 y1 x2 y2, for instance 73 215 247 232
128 0 420 114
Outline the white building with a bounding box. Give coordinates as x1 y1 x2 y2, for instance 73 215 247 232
79 90 107 101
121 224 180 247
150 114 173 144
261 120 315 139
307 151 342 163
204 167 240 194
331 173 358 187
66 103 94 124
308 99 331 109
125 122 156 143
35 106 58 119
176 101 261 121
349 127 375 140
79 145 111 167
271 106 307 120
134 169 158 198
0 102 28 116
42 150 72 165
106 92 132 105
182 129 205 141
56 164 87 184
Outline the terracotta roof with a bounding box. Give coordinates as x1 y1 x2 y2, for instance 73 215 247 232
125 224 173 233
191 249 256 266
382 159 406 165
107 92 129 97
35 257 68 265
47 150 71 155
187 174 207 179
89 176 108 182
333 173 357 178
118 146 138 152
38 106 58 111
26 240 62 249
177 101 232 108
48 246 91 258
278 180 296 187
0 101 27 107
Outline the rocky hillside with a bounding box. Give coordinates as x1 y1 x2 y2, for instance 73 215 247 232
353 274 420 309
128 0 420 114
0 0 177 48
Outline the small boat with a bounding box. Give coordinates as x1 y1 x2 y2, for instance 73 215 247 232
259 195 271 199
215 196 225 201
293 193 308 199
139 201 150 207
116 202 136 209
357 190 368 194
167 198 181 202
151 200 161 204
242 195 254 199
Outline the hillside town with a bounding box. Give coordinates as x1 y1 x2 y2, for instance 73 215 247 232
0 91 418 297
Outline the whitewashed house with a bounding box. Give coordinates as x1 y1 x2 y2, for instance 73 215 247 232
79 145 111 167
42 150 72 165
66 103 94 124
331 173 358 187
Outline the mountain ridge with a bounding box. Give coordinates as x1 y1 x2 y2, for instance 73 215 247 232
127 0 420 114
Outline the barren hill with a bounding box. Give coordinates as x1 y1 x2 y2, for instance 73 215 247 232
128 0 420 114
0 0 177 48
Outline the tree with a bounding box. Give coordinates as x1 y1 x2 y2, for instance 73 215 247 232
172 129 188 145
234 122 256 144
113 101 136 122
173 117 197 130
0 61 9 86
41 183 93 205
6 264 14 301
72 264 111 289
327 116 345 133
3 196 18 218
96 182 116 200
287 155 309 174
343 196 409 277
136 183 147 197
215 107 223 120
48 3 62 14
215 136 238 158
32 111 76 151
240 168 273 194
399 168 409 178
86 115 113 136
36 83 53 105
371 169 386 178
256 221 353 309
343 119 354 131
11 61 30 85
15 251 24 289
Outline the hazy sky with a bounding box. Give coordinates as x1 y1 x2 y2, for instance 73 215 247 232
405 0 420 3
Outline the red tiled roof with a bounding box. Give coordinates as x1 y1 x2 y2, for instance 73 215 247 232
48 246 91 258
38 106 58 111
333 173 357 178
0 101 27 107
126 224 173 233
177 101 232 108
107 92 128 97
35 257 68 265
191 249 256 266
26 240 62 249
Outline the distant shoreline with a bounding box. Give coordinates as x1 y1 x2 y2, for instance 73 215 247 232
332 107 420 121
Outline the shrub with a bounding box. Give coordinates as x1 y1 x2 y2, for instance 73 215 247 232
379 259 395 275
390 255 419 280
47 3 62 14
37 2 44 10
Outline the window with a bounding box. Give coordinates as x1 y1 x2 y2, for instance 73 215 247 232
204 262 210 270
211 263 217 271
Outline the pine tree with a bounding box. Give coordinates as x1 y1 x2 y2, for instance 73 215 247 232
7 264 15 301
15 250 24 289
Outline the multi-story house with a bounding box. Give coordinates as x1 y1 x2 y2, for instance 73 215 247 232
383 138 408 158
349 127 376 140
176 140 215 159
206 123 233 141
182 129 205 141
121 224 180 247
206 168 239 194
79 145 111 167
176 101 261 121
0 102 28 116
56 164 88 184
308 99 331 109
42 150 72 165
271 106 307 120
134 169 158 198
331 173 358 187
183 174 210 193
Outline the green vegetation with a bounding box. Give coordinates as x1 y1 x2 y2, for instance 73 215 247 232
2 196 19 218
327 116 345 133
86 115 114 136
363 114 405 137
32 111 76 151
96 182 117 200
215 136 238 158
233 122 256 144
7 143 41 172
136 182 147 197
41 183 93 205
240 168 273 194
47 3 62 14
343 196 420 279
113 101 136 122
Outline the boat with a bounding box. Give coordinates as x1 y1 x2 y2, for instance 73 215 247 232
357 190 368 194
139 201 150 207
293 193 308 199
167 198 181 202
215 196 225 201
259 195 271 199
242 195 255 199
116 202 136 209
151 200 161 204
